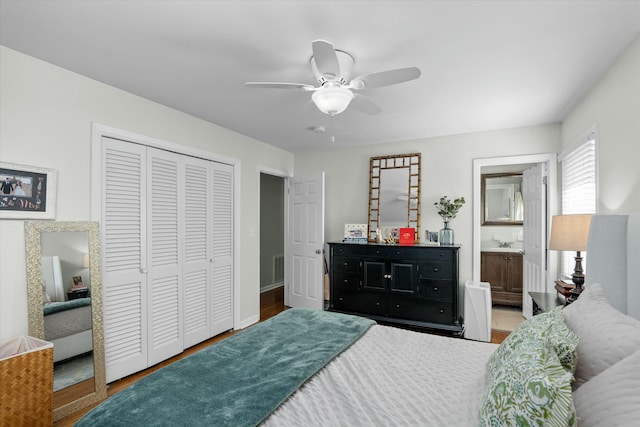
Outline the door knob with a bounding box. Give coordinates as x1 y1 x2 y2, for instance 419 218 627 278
315 249 321 254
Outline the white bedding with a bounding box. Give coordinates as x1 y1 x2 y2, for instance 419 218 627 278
263 325 498 426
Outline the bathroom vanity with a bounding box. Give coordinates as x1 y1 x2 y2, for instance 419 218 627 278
480 249 523 306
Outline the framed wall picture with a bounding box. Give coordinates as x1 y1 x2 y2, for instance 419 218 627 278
0 162 57 219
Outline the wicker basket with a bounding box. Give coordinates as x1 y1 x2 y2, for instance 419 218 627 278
0 336 53 427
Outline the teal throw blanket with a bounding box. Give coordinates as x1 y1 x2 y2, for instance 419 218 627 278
76 308 375 426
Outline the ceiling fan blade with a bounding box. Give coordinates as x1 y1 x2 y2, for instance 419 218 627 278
350 94 382 115
245 82 316 91
350 67 421 90
312 39 340 78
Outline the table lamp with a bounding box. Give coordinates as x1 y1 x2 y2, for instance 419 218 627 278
549 214 593 304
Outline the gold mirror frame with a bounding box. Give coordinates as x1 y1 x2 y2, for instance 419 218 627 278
25 221 106 421
368 153 421 242
481 173 524 226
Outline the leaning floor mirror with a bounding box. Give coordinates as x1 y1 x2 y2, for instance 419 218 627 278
25 221 106 421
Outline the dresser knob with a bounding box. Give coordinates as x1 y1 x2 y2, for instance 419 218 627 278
439 309 444 313
376 302 380 306
343 280 348 283
396 304 401 308
433 287 438 291
433 267 439 272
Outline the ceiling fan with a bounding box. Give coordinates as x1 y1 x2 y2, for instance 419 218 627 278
245 40 421 117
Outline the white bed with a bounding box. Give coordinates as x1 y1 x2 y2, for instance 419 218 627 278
44 298 93 362
42 254 93 362
79 213 640 426
264 213 640 426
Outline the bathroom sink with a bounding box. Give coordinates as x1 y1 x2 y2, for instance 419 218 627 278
481 248 523 253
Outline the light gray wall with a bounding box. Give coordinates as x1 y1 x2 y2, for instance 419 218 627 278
260 174 285 290
0 46 294 341
561 34 640 214
294 124 562 287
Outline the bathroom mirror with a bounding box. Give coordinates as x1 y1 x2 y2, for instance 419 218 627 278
481 173 524 225
368 153 421 242
25 221 106 421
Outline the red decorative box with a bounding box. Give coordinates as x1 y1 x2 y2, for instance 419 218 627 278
399 228 415 245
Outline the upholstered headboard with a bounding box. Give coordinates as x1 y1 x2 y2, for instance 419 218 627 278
585 213 640 319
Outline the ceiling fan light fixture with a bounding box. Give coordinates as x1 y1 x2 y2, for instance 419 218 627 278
312 86 354 115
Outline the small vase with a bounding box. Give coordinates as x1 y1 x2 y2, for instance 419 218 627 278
439 221 454 245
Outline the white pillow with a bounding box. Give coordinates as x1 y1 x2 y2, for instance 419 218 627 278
573 349 640 426
562 283 640 388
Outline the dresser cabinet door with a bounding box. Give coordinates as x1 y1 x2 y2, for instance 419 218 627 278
363 260 387 291
389 262 416 295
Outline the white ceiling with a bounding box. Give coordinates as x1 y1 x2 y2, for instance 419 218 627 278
1 1 639 152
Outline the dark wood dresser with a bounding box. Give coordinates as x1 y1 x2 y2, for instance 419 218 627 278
328 242 462 334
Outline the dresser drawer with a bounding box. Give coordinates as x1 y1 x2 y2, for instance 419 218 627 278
388 296 454 324
417 261 453 280
416 249 454 262
332 244 375 257
416 279 454 301
333 256 362 273
332 272 361 291
332 289 387 316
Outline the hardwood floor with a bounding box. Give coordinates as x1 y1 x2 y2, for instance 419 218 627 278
55 286 506 425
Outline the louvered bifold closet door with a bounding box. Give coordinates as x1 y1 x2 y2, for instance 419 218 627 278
182 157 213 348
210 162 234 336
146 147 184 366
101 137 148 383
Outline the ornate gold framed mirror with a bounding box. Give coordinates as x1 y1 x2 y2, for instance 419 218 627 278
481 173 524 225
25 221 106 421
367 153 421 242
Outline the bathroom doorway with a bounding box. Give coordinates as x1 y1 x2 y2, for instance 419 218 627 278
473 154 558 319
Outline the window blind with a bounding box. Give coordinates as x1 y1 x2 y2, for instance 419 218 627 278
559 129 597 277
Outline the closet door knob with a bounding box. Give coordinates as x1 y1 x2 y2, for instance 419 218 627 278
140 268 148 274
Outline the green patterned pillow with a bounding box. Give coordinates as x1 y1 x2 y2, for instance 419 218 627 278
487 307 579 379
479 338 577 426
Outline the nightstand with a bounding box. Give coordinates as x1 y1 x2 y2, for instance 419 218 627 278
529 291 564 315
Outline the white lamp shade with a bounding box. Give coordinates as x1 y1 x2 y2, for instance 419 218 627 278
549 214 593 251
311 86 354 115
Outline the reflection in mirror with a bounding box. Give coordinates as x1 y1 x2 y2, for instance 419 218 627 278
25 221 106 421
368 153 421 242
481 173 524 225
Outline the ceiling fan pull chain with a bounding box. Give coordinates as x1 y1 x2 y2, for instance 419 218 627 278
331 114 336 143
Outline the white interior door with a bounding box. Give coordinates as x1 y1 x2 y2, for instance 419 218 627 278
287 173 324 310
209 162 234 335
522 163 547 318
100 137 148 383
146 147 184 365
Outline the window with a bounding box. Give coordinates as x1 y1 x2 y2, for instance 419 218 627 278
558 126 597 277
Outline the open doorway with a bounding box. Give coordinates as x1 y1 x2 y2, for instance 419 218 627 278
473 154 558 327
259 173 286 318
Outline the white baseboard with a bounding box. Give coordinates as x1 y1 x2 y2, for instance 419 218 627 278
260 282 284 293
